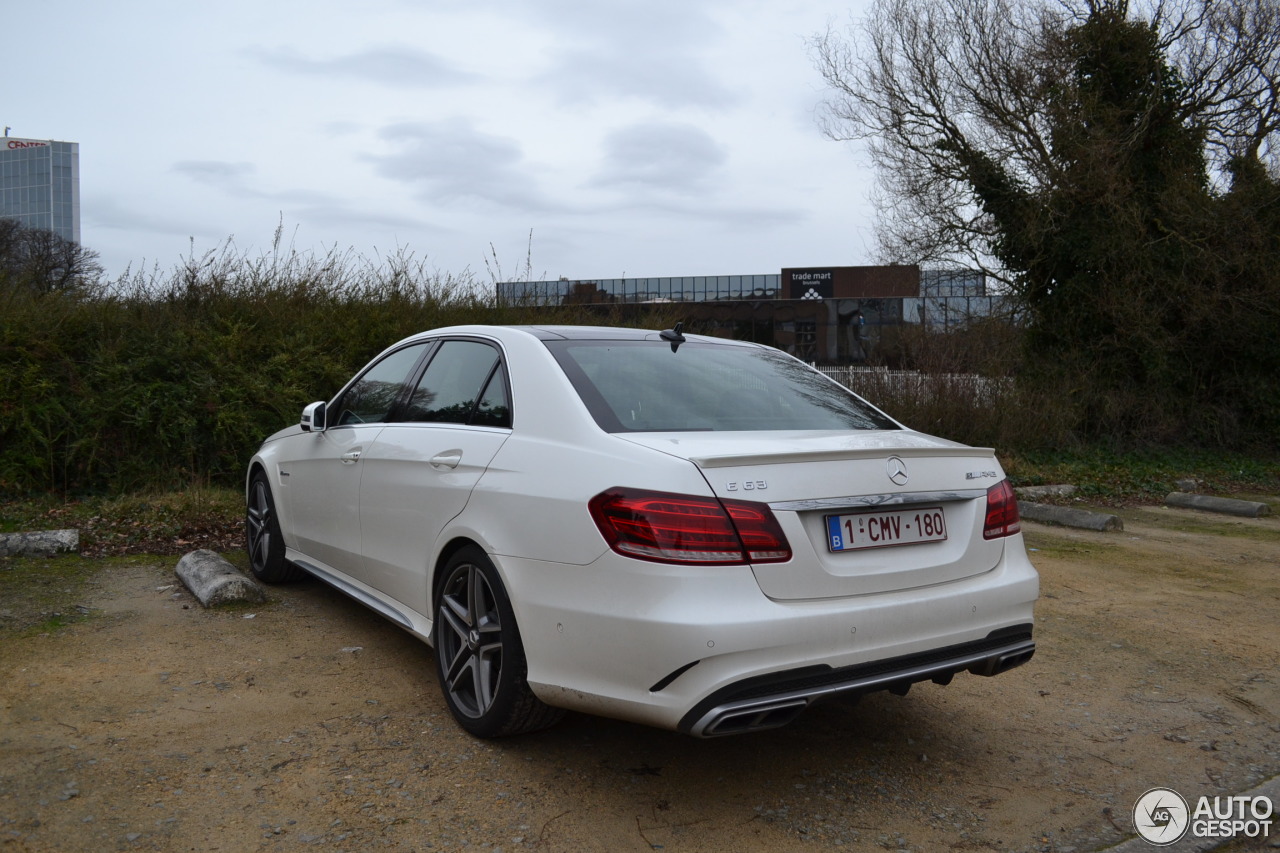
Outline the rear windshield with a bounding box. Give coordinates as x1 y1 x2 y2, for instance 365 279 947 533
545 339 899 433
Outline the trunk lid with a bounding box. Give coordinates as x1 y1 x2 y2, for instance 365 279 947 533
618 430 1007 600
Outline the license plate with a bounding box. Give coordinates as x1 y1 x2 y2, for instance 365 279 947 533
826 506 948 552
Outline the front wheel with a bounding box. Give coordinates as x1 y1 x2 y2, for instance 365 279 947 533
246 472 304 583
433 546 563 737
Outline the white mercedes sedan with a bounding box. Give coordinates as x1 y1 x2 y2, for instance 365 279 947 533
245 324 1038 737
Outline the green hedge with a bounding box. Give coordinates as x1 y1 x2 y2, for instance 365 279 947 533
5 242 1273 497
0 247 659 495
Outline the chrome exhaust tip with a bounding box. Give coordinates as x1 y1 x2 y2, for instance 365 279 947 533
699 699 809 736
969 645 1036 677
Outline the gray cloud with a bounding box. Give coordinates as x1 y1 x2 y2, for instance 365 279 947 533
172 160 335 206
368 119 558 213
590 123 728 194
172 160 256 188
248 45 476 88
524 0 722 47
539 50 736 109
86 195 205 239
474 0 739 108
592 196 801 229
292 203 430 234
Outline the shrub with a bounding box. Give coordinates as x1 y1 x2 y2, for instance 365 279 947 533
0 240 661 495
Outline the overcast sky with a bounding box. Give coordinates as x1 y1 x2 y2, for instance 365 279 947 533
7 0 877 282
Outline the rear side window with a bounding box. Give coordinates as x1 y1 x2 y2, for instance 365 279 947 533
404 340 508 426
546 340 899 432
472 371 511 428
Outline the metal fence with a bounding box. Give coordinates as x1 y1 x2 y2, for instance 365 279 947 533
813 365 1011 404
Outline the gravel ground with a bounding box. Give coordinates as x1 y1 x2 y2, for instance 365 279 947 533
1 503 1277 852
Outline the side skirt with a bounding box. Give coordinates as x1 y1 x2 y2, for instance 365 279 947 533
291 557 433 644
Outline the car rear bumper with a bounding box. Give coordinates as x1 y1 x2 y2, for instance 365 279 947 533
503 536 1040 734
679 625 1034 736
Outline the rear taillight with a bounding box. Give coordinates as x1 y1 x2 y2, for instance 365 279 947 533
588 487 792 565
983 479 1022 539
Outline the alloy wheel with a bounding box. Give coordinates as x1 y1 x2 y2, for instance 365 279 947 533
437 563 505 719
246 480 272 575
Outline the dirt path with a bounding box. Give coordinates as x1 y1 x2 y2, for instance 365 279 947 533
2 504 1278 852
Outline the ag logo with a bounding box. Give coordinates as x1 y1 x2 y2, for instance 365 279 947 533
1133 787 1190 845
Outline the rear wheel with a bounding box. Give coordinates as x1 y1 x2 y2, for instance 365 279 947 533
246 472 304 583
433 546 563 737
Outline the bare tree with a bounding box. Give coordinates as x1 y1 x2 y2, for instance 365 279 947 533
1171 0 1280 171
811 0 1280 277
0 220 104 295
811 0 1280 444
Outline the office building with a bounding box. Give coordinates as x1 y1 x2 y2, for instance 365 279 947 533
498 265 1006 363
0 135 81 243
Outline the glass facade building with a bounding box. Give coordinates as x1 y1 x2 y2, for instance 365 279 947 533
906 268 1004 327
497 268 995 310
0 137 81 243
498 266 1011 364
497 274 783 305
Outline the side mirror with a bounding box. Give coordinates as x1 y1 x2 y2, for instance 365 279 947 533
301 401 327 432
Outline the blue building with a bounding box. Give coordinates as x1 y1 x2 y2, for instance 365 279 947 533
0 135 81 243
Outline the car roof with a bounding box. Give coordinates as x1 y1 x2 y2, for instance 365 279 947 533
511 325 762 347
515 325 667 341
403 324 761 348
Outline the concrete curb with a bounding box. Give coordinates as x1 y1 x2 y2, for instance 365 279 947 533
1015 484 1078 500
1165 492 1272 518
1018 501 1124 532
175 549 266 608
1100 772 1280 852
0 529 80 558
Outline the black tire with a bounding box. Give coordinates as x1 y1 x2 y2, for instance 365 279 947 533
433 546 564 737
246 472 304 583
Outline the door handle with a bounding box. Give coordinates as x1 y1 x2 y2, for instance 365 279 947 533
429 450 463 470
341 448 362 464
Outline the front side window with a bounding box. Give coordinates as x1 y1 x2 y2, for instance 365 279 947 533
335 344 429 426
546 340 899 433
404 340 507 426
